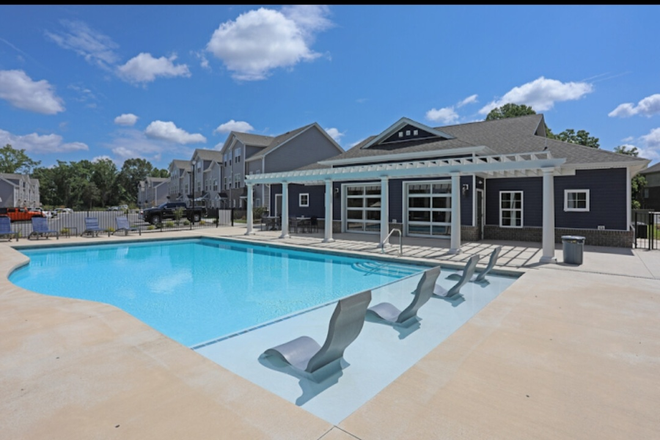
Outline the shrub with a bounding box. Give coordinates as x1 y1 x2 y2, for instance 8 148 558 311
165 221 175 228
147 225 155 230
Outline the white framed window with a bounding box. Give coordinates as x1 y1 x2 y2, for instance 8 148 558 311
256 198 261 207
500 191 523 228
299 193 309 207
234 173 241 187
564 189 590 212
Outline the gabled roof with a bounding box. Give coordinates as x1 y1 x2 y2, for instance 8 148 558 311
169 159 191 172
317 114 649 172
247 122 343 161
360 117 455 150
193 149 223 162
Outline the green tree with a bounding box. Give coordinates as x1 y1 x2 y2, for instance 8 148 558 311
551 128 600 149
0 144 41 174
485 103 536 121
117 158 156 204
150 168 170 178
614 145 647 209
91 158 119 207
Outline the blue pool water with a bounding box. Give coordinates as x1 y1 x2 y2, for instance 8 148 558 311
9 238 430 347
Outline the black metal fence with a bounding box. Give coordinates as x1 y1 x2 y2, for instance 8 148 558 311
633 210 660 250
4 208 235 240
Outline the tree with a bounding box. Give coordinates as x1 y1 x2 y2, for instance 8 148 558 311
91 158 119 207
614 145 647 209
551 129 600 149
117 158 156 204
0 144 41 174
485 103 537 120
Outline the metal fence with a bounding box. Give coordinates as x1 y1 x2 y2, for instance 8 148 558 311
633 210 660 250
4 208 235 240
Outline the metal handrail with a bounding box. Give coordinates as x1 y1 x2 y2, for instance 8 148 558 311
382 228 403 256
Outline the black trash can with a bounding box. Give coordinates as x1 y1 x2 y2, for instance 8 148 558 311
635 222 648 239
562 235 585 265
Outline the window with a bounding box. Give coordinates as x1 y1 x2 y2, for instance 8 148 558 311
234 173 241 187
500 191 523 228
256 198 261 207
564 190 590 212
299 193 309 207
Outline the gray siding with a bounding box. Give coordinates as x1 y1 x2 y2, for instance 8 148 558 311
265 127 341 173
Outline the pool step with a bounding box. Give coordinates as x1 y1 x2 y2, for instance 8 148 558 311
351 261 421 277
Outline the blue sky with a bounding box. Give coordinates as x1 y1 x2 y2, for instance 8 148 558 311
1 5 660 170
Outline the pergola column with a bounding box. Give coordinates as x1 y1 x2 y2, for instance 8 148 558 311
449 172 461 254
540 167 557 263
379 176 390 248
323 179 334 243
245 183 254 235
280 182 290 239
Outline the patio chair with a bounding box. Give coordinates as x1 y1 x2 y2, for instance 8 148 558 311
82 217 105 238
367 265 441 327
261 289 372 382
28 217 59 240
433 255 480 298
309 216 319 233
445 246 502 284
113 216 138 236
0 216 19 241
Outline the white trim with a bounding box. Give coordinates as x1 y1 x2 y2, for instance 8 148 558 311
359 117 455 150
299 193 309 207
247 151 565 184
626 168 631 229
318 146 494 167
499 190 523 228
564 189 590 212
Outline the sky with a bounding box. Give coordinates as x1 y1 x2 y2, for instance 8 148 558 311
1 5 660 171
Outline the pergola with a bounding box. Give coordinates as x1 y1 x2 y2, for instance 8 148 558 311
244 151 566 263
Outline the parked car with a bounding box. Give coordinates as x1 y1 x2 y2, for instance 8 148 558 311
0 207 44 222
107 206 119 211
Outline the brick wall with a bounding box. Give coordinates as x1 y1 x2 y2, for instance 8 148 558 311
484 226 634 248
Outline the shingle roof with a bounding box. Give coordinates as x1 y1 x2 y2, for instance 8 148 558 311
640 161 660 174
193 149 223 161
318 114 648 167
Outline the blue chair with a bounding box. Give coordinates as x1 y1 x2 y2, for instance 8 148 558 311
0 216 19 241
367 266 441 327
113 216 138 236
83 217 105 237
261 289 372 382
28 217 59 240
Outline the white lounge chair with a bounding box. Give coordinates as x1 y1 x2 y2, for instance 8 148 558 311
434 255 480 298
446 246 501 283
367 266 441 327
261 289 371 382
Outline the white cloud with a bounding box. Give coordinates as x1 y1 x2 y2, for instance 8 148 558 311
114 113 139 126
478 77 594 115
206 6 332 81
105 129 183 163
324 127 344 143
0 70 65 114
45 20 119 70
609 94 660 118
426 107 459 124
144 121 206 144
214 120 254 134
92 155 113 163
0 128 88 154
457 94 478 108
426 94 478 124
117 53 191 84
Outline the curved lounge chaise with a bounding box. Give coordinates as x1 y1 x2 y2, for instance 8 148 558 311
28 217 59 240
367 266 441 327
433 255 480 298
261 289 372 382
446 246 502 284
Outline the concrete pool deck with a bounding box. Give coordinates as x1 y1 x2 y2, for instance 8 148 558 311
1 226 659 439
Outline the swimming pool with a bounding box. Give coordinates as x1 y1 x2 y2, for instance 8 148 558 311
9 237 431 347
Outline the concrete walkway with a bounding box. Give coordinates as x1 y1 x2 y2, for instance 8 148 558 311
1 226 659 439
